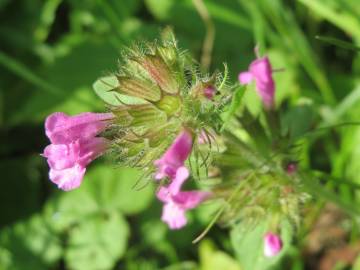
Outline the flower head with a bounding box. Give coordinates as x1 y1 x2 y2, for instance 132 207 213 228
157 185 211 229
93 29 230 175
264 232 282 257
239 56 275 109
42 112 113 191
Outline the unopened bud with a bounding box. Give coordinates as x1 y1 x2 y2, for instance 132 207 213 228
264 233 282 257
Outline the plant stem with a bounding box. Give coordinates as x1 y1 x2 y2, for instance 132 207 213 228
192 0 215 71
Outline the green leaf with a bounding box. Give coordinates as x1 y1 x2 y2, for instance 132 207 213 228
43 185 100 232
65 211 129 270
199 239 241 270
281 104 315 140
83 165 154 215
0 214 62 270
44 165 154 233
315 36 360 52
231 219 293 270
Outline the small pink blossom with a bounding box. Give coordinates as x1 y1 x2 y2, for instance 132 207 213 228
42 112 113 191
286 163 297 175
154 129 193 180
157 185 211 229
264 233 282 257
203 86 216 100
239 56 275 109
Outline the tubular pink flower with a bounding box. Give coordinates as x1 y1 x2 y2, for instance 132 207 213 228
157 186 211 230
42 112 113 191
264 233 282 257
45 112 114 144
238 56 275 109
154 129 193 180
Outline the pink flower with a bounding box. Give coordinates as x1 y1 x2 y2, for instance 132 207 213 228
42 112 114 191
239 56 275 109
286 163 297 175
264 233 282 257
154 129 193 180
45 112 114 144
157 185 211 229
203 86 216 100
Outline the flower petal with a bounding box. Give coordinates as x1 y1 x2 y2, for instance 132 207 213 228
161 201 187 230
167 166 189 195
78 137 109 167
173 190 211 209
49 164 86 191
154 129 193 180
42 142 80 170
238 71 253 85
249 57 275 108
45 112 114 144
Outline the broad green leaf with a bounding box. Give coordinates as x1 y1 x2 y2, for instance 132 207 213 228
43 185 99 232
0 214 62 270
44 165 154 233
65 211 129 270
231 219 293 270
83 165 154 215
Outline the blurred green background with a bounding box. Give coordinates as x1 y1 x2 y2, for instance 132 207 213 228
1 0 360 269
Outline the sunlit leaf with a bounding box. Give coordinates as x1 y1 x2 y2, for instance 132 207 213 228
65 212 129 270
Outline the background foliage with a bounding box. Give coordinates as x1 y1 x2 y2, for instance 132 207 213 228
1 0 360 269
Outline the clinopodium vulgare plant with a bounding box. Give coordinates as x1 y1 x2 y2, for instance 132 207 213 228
43 29 337 267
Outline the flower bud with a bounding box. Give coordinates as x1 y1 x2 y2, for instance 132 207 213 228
264 233 282 257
